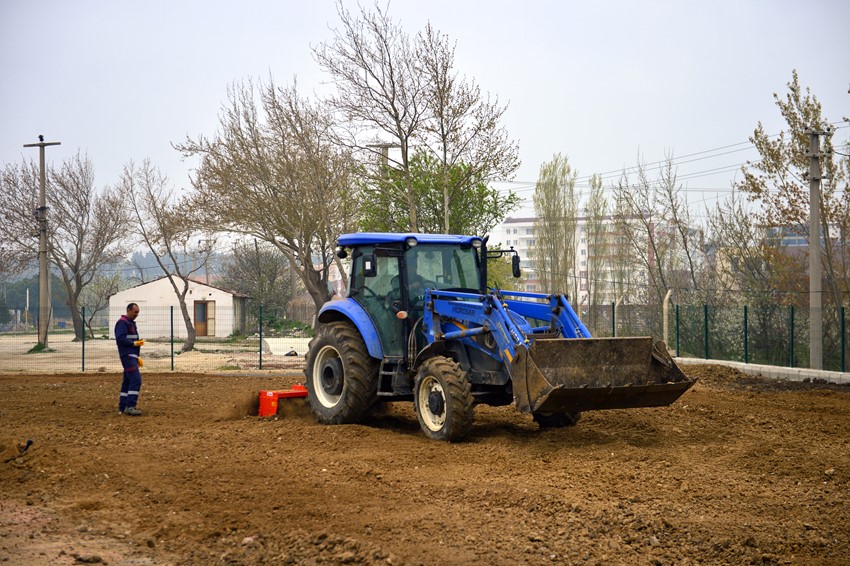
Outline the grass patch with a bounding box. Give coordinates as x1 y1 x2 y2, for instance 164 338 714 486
26 342 56 354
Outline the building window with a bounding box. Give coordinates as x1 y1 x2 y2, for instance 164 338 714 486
580 249 586 255
526 228 532 235
526 239 535 246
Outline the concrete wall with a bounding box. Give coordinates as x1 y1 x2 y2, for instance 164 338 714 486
675 357 848 385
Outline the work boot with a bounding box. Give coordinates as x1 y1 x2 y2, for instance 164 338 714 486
123 407 142 416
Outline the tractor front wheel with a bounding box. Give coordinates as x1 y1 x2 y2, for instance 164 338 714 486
305 322 378 424
414 356 474 441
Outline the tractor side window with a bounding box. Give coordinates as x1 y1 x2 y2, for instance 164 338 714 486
369 255 400 297
351 247 404 357
352 247 399 298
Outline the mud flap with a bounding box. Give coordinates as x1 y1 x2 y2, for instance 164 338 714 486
510 337 696 414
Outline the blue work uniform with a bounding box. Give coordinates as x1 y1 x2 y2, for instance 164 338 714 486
114 315 142 412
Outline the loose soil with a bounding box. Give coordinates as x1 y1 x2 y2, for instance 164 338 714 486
1 364 848 565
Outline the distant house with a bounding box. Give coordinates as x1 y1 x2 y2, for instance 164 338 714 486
109 277 248 339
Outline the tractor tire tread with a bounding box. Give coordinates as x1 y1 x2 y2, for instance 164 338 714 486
304 321 378 425
416 356 474 442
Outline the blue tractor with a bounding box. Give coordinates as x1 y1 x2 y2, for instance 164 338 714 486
305 233 695 441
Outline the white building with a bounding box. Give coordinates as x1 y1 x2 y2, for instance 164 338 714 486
491 215 632 305
109 277 248 339
490 216 539 290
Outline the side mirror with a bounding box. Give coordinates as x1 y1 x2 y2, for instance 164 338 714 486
363 253 377 277
512 255 521 278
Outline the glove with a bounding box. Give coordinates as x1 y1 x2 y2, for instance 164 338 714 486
134 339 145 347
137 357 144 367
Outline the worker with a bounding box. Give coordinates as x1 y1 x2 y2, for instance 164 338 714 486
115 303 145 416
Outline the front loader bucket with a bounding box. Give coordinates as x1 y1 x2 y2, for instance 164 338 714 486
510 337 696 415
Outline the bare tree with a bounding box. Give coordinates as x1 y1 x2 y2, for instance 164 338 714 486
613 157 678 306
175 78 358 317
118 160 212 352
416 23 520 233
218 239 294 322
708 193 782 303
584 174 609 327
314 1 427 231
737 70 849 310
79 271 126 338
532 154 578 297
656 156 706 301
0 153 129 340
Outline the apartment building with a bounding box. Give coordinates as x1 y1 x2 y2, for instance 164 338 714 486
490 215 640 305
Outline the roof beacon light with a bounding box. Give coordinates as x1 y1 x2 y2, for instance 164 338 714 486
405 237 418 247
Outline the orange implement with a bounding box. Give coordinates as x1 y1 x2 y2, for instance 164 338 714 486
258 384 308 417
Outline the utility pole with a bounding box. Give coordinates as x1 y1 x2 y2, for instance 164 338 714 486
805 126 831 370
23 136 61 348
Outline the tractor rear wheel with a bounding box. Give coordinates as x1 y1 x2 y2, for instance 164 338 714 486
414 356 474 441
532 411 581 428
305 321 378 424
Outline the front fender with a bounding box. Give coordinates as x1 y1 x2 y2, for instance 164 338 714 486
317 299 383 360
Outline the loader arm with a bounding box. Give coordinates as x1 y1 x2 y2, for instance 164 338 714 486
423 288 528 362
422 287 696 415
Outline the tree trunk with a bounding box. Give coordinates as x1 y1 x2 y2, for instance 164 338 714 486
178 296 196 353
58 275 84 342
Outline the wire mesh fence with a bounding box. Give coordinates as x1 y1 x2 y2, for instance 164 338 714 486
0 305 313 374
0 302 846 374
584 303 846 372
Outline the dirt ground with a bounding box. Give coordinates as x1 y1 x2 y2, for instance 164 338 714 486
1 364 848 565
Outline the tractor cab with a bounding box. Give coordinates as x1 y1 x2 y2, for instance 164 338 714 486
340 233 486 360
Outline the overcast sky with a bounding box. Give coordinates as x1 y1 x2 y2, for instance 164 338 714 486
2 0 848 219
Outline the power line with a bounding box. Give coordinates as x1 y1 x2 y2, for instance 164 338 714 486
528 264 847 297
492 122 849 193
500 160 760 194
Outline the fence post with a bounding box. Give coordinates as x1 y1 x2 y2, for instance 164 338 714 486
81 306 85 372
259 304 263 370
841 306 845 373
789 305 795 368
743 305 748 364
703 304 709 360
170 306 174 371
611 302 615 337
675 304 680 357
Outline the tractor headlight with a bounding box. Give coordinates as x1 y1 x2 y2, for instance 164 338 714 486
405 237 418 248
471 238 482 249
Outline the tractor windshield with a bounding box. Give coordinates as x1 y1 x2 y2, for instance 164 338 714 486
405 244 481 293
